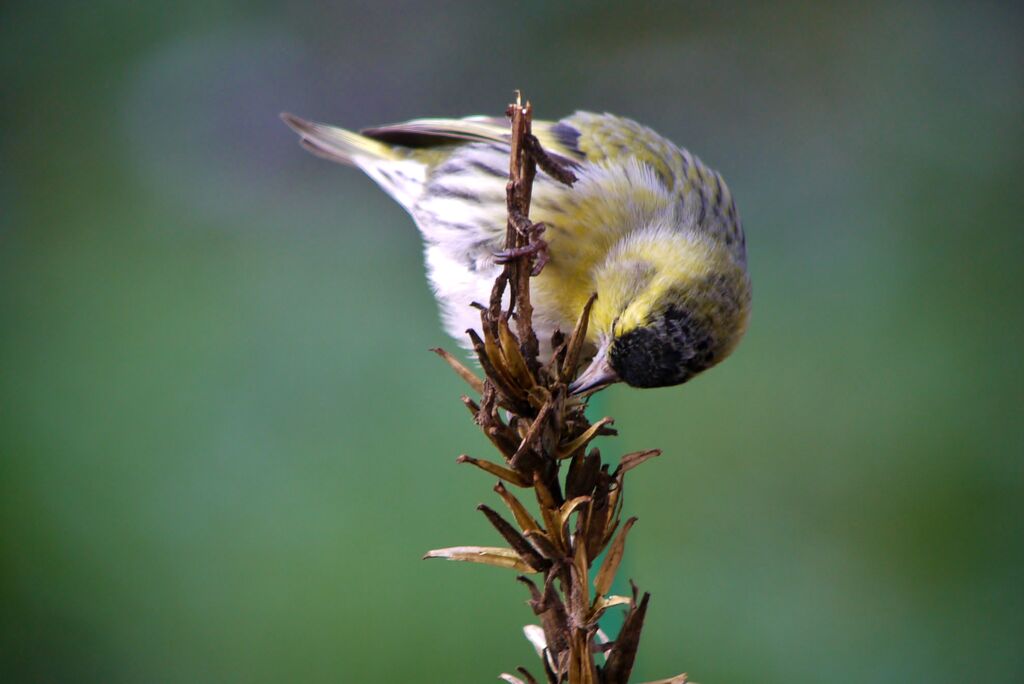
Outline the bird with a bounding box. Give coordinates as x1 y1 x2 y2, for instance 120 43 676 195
281 109 751 393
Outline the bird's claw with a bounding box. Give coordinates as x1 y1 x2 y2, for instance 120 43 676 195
494 231 549 276
509 210 536 236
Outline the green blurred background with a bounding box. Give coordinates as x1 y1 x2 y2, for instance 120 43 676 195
2 1 1022 682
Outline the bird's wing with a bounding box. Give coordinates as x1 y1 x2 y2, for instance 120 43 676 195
361 116 509 147
364 112 694 193
361 116 586 165
565 113 739 244
563 112 686 190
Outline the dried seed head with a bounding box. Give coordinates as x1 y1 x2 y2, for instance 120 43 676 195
426 96 675 683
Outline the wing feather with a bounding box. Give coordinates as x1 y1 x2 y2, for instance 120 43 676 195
361 116 585 166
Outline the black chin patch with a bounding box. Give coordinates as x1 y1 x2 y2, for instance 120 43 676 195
608 307 716 388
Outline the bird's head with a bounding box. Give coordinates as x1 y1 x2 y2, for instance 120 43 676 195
569 229 751 394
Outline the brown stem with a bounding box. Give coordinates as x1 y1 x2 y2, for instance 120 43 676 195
427 94 668 684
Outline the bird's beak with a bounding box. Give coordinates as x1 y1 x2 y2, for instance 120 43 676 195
568 342 620 396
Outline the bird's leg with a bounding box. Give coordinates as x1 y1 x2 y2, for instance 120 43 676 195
494 219 549 276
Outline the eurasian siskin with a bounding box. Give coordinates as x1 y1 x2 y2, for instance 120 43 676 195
282 110 750 393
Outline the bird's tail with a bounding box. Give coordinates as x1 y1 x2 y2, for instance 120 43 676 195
281 113 426 209
281 113 396 165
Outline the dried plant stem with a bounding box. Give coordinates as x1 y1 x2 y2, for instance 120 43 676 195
425 95 688 684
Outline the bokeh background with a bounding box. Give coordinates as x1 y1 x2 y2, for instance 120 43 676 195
2 1 1022 682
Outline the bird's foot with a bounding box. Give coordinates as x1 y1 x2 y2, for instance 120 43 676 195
509 209 535 236
494 224 549 276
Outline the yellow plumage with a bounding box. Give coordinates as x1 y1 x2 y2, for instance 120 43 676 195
283 110 750 391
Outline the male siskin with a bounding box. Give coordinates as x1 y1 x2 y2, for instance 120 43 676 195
282 110 751 393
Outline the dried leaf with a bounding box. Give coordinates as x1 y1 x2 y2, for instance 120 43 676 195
561 293 597 382
423 546 537 572
541 648 560 684
570 538 590 618
457 454 529 487
495 482 541 531
598 473 622 548
584 478 612 561
485 425 522 461
603 474 627 548
636 675 688 684
431 347 484 394
479 505 550 572
499 674 526 684
524 529 561 560
498 315 537 389
593 627 611 662
528 382 552 404
558 495 591 542
589 594 633 622
532 471 558 510
542 338 568 377
615 449 662 476
599 594 633 609
566 449 600 500
487 269 508 325
481 312 522 393
556 417 614 459
468 329 526 408
594 517 638 598
523 624 547 659
602 589 650 683
531 472 563 550
516 667 539 684
548 385 565 433
510 400 554 467
472 392 523 458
